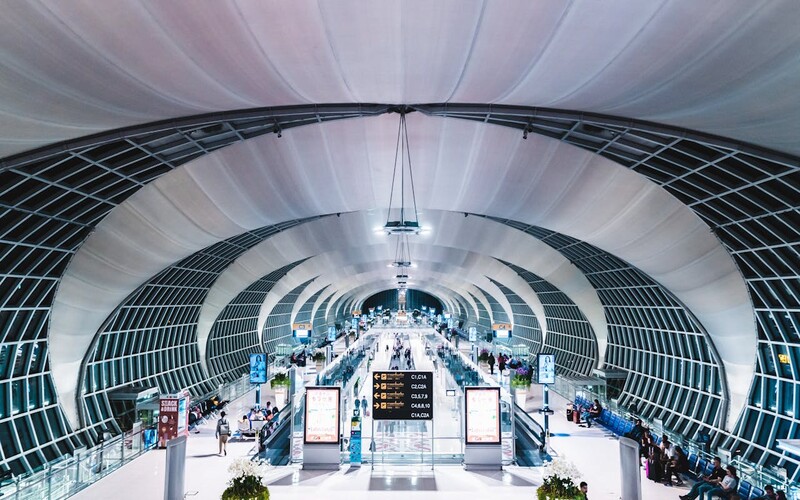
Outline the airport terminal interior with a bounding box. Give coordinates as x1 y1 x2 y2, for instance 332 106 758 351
1 1 800 499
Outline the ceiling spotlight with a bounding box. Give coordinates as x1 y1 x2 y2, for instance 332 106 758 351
522 121 536 140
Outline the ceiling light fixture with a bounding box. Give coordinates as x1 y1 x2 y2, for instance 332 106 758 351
384 110 422 235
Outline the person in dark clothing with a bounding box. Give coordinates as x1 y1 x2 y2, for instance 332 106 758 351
583 399 602 428
579 481 588 499
625 418 645 441
679 456 727 500
646 447 663 482
498 354 506 376
640 431 656 460
753 485 777 500
487 353 495 374
664 445 688 486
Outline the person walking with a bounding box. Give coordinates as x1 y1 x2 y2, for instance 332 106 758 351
215 411 231 456
487 353 496 374
498 354 506 376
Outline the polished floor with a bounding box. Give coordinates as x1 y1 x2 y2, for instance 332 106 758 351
74 329 690 499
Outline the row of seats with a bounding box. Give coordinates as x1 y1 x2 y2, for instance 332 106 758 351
573 396 769 499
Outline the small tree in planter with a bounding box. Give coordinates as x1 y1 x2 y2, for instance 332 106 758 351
222 458 270 500
270 372 290 408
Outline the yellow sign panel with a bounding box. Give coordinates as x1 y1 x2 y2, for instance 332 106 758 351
778 353 791 364
492 323 512 331
292 323 312 330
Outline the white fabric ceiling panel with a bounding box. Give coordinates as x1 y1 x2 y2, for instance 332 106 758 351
2 1 798 158
281 246 547 338
49 114 753 430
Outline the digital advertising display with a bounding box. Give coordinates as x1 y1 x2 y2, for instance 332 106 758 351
537 353 556 384
304 387 341 444
465 387 501 445
249 353 267 384
327 326 337 342
468 327 477 342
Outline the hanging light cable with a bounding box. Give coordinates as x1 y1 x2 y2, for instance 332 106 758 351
384 111 421 235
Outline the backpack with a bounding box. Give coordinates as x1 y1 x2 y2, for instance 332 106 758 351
219 418 230 436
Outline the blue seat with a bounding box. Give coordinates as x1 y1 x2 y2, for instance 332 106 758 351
687 453 698 471
698 458 709 475
620 421 633 436
737 481 751 498
749 487 764 499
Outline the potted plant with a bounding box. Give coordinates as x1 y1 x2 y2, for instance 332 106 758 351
477 348 490 371
222 458 270 500
537 457 583 500
270 372 290 408
312 350 326 372
511 366 532 407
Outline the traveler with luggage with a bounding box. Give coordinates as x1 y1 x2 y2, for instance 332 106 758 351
216 411 231 456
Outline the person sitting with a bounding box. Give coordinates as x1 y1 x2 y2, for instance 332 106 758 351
237 415 252 435
753 485 777 500
701 465 738 499
624 418 645 441
680 456 727 500
582 399 602 427
664 445 688 486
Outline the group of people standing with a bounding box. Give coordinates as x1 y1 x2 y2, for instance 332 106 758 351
485 352 526 376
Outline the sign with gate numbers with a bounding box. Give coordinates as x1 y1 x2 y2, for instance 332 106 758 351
371 371 433 420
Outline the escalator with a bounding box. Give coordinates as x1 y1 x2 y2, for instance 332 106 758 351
513 403 548 466
257 410 292 466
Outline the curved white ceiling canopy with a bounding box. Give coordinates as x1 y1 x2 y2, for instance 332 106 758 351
195 210 606 368
3 1 798 158
50 113 754 430
258 246 539 340
256 257 518 348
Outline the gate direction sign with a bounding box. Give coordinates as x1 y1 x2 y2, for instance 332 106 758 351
371 371 433 420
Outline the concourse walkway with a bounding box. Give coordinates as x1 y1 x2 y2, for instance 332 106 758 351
72 328 687 499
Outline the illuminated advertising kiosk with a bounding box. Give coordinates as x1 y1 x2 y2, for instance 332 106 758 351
463 387 502 470
303 386 341 470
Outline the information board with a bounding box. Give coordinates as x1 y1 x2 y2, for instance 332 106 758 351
304 387 340 444
537 353 556 384
371 371 433 420
468 327 477 342
327 326 337 342
249 353 267 384
465 387 501 444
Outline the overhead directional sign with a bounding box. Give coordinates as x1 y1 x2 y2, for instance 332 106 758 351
371 371 433 420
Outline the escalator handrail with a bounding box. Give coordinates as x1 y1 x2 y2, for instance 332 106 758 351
513 402 546 449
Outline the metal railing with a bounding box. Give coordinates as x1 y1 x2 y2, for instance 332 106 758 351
0 425 155 500
0 374 256 500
